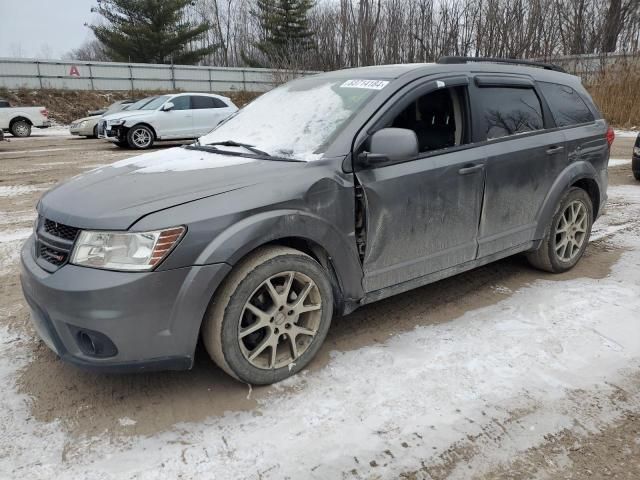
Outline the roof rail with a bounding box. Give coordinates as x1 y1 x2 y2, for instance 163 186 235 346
437 56 566 73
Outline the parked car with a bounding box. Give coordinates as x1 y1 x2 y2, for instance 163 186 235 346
99 93 238 149
0 100 50 137
21 58 612 384
69 99 136 138
633 132 640 181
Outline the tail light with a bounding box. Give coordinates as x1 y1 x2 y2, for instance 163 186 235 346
606 126 615 147
40 109 49 118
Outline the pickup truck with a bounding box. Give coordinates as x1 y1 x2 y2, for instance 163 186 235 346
0 99 51 137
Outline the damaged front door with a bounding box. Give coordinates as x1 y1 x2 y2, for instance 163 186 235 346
355 78 486 293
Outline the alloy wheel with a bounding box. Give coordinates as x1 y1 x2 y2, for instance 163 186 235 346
554 200 588 262
132 128 152 148
238 271 322 370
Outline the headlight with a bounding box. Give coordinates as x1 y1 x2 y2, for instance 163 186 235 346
110 119 125 126
79 121 87 128
70 227 185 271
634 146 640 156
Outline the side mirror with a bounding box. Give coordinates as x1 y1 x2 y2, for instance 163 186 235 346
161 101 175 112
359 128 418 167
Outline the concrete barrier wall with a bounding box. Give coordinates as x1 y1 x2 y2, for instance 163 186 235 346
0 58 314 92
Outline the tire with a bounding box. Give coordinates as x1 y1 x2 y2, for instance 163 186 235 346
527 187 593 273
92 125 98 138
202 246 334 384
10 119 31 137
126 124 154 149
634 171 640 181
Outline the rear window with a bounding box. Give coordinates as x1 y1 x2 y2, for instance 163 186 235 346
539 82 594 127
477 87 544 140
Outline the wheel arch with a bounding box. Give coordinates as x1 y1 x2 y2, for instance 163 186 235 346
9 116 33 127
534 161 602 239
127 122 157 139
194 210 365 313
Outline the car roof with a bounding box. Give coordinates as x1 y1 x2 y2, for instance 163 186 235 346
312 61 581 87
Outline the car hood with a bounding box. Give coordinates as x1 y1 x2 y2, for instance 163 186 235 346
38 147 304 230
101 110 150 122
72 115 100 124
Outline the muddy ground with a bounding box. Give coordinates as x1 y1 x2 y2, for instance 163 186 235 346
0 133 638 478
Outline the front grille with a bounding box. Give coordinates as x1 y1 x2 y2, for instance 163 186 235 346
35 217 79 271
39 244 67 266
44 219 79 241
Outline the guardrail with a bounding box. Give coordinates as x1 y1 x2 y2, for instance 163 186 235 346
0 57 315 92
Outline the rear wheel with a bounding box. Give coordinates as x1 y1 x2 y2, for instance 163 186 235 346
10 119 31 137
202 246 334 384
527 187 593 273
126 124 154 149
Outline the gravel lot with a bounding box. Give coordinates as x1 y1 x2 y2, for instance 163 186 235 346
1 132 639 479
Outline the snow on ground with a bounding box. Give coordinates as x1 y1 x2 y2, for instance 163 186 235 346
614 129 639 138
608 157 631 167
0 185 46 198
1 186 640 478
28 126 72 138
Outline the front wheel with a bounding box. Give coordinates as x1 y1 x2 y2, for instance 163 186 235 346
126 124 154 149
527 187 593 273
202 246 334 384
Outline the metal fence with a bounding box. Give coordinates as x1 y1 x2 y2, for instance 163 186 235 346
0 57 313 93
534 53 639 81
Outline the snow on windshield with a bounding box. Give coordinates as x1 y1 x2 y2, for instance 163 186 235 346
199 80 377 160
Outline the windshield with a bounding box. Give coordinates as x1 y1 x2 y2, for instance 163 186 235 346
124 97 157 111
140 95 171 110
199 77 386 160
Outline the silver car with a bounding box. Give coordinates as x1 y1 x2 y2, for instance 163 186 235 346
69 100 135 138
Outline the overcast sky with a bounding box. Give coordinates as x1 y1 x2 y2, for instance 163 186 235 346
0 0 99 58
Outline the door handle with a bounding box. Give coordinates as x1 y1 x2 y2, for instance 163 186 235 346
458 164 485 175
546 146 564 155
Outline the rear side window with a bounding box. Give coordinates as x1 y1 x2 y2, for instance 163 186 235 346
477 87 544 140
192 96 227 109
539 82 594 127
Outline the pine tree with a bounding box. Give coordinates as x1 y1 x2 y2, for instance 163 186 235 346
90 0 215 64
252 0 315 65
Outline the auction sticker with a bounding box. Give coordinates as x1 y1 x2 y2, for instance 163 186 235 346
341 79 389 90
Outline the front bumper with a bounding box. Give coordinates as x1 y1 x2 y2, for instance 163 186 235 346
70 125 95 136
104 125 125 142
20 236 231 372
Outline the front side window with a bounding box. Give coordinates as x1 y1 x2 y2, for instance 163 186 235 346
477 87 544 140
389 86 468 153
199 76 384 160
170 95 191 110
539 82 594 127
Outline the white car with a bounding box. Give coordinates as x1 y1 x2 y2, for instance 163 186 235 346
99 93 238 149
0 101 51 137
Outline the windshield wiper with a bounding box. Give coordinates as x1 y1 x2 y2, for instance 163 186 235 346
186 141 305 162
204 140 272 157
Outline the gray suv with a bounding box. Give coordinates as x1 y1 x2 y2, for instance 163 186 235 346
21 57 613 384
